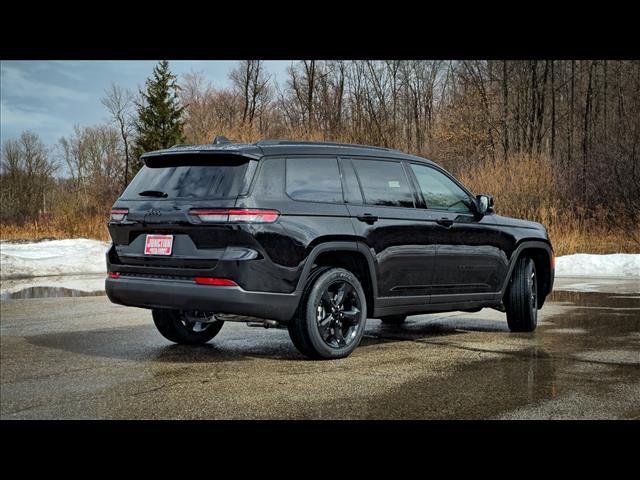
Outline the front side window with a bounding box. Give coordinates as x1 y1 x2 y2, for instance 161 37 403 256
351 159 414 208
410 163 472 212
286 157 343 203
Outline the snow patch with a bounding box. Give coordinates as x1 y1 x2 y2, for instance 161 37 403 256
0 239 109 279
555 254 640 278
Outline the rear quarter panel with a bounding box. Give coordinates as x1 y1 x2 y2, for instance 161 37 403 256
234 156 357 293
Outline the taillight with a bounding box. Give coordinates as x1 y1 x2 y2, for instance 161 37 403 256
190 209 279 223
228 209 279 222
110 209 128 222
189 210 229 222
194 277 238 286
108 272 121 279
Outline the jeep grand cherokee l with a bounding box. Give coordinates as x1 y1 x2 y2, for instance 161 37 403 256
106 140 554 359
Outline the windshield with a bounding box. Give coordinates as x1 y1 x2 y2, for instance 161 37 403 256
121 158 251 200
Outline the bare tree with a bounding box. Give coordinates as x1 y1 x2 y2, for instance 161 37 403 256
180 72 221 143
284 60 318 134
101 83 134 188
0 131 57 221
229 60 272 128
57 125 123 209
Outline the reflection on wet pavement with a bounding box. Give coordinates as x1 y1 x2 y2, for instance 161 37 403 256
554 276 640 295
362 347 557 419
1 278 638 419
545 290 640 343
0 274 105 300
2 286 104 300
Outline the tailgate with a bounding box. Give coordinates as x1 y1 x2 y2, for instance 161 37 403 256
108 152 259 270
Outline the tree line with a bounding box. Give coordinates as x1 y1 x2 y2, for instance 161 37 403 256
1 60 639 248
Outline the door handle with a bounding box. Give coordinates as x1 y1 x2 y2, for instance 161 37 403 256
436 218 453 228
357 214 379 224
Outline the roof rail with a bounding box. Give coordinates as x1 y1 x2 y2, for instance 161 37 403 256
255 139 394 152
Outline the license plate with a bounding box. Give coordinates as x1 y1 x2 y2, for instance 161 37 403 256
144 234 174 256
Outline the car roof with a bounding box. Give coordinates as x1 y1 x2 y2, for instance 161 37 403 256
140 139 434 164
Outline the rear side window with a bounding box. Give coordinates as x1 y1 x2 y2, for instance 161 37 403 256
286 157 343 203
121 157 250 200
351 159 414 208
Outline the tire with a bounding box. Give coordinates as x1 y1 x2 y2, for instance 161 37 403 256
504 256 538 332
288 267 368 359
152 309 224 345
380 314 407 325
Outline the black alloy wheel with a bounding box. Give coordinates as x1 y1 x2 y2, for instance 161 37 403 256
288 267 368 359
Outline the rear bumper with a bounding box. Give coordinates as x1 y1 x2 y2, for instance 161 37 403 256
105 276 300 322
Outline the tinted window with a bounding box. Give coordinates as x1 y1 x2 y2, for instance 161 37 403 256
352 159 414 208
286 158 343 203
122 160 250 200
410 163 472 212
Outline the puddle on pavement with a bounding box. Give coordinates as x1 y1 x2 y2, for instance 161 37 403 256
0 274 106 300
553 277 640 295
356 288 640 419
360 347 558 419
548 289 640 308
1 286 105 300
544 290 640 339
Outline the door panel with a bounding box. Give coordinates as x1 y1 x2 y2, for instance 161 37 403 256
342 157 437 300
406 162 509 302
346 204 437 298
429 211 509 299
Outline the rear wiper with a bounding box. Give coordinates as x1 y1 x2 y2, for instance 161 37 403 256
138 190 168 198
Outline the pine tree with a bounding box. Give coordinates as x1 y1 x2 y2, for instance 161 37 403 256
132 60 185 173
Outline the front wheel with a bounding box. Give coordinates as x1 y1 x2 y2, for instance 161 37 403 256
288 267 367 359
152 309 224 344
504 257 538 332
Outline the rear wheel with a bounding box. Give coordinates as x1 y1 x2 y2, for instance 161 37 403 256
288 267 367 359
380 314 407 325
504 257 538 332
152 309 224 345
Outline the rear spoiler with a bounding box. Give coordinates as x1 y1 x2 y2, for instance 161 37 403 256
141 150 261 168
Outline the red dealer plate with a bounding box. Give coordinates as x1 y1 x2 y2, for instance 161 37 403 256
144 234 174 256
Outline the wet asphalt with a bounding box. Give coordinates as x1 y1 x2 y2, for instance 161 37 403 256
1 278 638 419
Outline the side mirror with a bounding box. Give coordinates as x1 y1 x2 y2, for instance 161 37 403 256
475 194 494 215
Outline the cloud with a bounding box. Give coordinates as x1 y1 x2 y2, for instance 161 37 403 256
1 100 59 129
1 62 90 102
0 99 73 146
0 60 292 149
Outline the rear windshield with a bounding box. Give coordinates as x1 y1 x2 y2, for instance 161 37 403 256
121 157 251 200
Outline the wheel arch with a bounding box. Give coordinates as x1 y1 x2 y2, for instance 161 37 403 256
295 241 378 316
500 240 554 308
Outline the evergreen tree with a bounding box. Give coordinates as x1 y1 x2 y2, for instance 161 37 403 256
132 60 185 173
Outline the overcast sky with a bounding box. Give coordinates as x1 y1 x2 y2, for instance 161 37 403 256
0 60 291 148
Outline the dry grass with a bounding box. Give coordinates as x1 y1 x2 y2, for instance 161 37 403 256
1 215 110 242
546 220 639 255
459 154 639 255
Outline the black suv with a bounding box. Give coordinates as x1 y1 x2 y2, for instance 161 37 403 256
106 140 554 359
